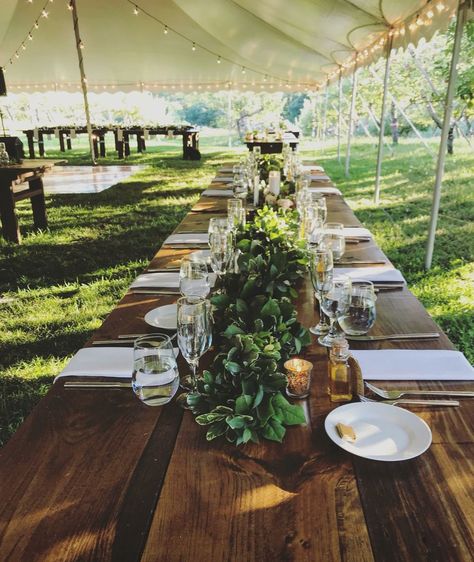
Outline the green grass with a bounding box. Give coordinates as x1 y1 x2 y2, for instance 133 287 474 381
0 136 472 446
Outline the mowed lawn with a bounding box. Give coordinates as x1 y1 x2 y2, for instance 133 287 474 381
0 136 472 446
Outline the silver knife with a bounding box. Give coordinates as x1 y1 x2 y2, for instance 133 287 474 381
129 289 180 295
64 381 131 388
146 268 180 273
347 332 440 341
337 260 387 265
92 340 135 345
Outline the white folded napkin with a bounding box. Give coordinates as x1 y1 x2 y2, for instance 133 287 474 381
308 187 341 195
164 233 209 245
202 189 234 197
55 347 179 382
130 271 216 288
343 227 372 238
334 266 405 284
351 349 474 381
219 167 234 173
310 174 330 181
213 176 233 183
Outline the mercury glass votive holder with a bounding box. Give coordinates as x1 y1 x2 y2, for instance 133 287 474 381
284 358 313 399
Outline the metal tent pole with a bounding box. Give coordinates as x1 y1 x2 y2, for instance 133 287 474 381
322 81 329 146
345 65 358 177
337 69 343 162
227 91 232 148
425 1 467 269
70 0 96 165
374 35 393 204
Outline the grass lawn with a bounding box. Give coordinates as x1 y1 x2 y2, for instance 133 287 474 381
0 136 472 446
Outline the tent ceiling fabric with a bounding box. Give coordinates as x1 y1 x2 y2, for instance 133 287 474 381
0 0 463 92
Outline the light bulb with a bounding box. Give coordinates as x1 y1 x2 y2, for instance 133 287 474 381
217 56 221 64
41 9 48 17
133 6 139 15
192 42 196 51
164 25 168 34
28 33 33 40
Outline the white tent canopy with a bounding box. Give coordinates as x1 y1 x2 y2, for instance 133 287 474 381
0 0 459 92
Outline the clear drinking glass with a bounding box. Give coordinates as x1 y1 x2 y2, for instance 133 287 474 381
322 222 346 261
339 280 377 335
308 247 333 335
132 334 179 406
179 256 210 302
319 275 352 347
303 207 323 248
176 298 212 408
227 198 244 230
209 229 234 278
208 218 230 246
311 194 327 223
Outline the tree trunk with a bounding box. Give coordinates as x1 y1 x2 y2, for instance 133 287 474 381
447 125 454 154
424 97 455 154
390 101 399 144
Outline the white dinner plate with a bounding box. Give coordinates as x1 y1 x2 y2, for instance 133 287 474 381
325 402 432 462
144 304 177 330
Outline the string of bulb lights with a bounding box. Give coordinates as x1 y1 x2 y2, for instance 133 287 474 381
2 0 457 91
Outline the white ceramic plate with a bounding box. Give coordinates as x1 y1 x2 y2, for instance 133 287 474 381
144 304 177 330
325 402 432 462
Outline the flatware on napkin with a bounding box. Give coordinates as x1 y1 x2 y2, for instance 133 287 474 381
365 382 474 399
202 189 234 197
334 266 406 285
350 349 474 380
54 347 134 381
358 395 459 407
64 381 132 388
163 233 209 246
347 332 440 342
129 289 181 295
337 260 387 266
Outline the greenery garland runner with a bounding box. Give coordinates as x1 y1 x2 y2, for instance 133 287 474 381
188 205 312 445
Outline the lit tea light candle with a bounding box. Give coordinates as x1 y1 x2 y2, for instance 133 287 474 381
284 358 313 399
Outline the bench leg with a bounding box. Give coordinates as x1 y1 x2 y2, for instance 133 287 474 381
27 133 36 159
29 178 48 230
0 183 21 243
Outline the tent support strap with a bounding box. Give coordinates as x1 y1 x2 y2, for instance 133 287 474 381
374 35 393 204
337 70 343 162
70 0 96 166
425 1 467 269
345 65 358 177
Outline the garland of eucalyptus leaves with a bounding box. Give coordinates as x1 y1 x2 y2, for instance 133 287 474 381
188 203 312 446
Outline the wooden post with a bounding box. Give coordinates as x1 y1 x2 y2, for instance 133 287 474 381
337 70 343 163
70 0 96 165
425 1 467 269
374 35 393 204
345 65 358 177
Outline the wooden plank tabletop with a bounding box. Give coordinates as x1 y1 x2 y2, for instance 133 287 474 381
0 165 472 561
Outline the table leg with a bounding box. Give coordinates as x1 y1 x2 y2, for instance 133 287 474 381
27 132 35 159
59 132 65 152
137 133 143 153
66 136 72 150
124 133 130 157
38 132 45 157
92 135 99 159
29 177 47 230
0 183 21 243
99 135 106 157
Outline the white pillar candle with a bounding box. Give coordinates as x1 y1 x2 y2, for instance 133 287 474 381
253 174 260 206
268 171 281 196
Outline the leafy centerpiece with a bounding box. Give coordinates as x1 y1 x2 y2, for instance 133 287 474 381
188 206 311 445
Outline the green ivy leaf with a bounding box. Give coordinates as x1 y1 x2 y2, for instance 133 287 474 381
226 415 253 429
272 393 306 426
235 394 253 414
206 421 228 441
261 298 280 318
262 418 286 442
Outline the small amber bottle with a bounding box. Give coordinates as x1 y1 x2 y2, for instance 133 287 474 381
328 337 352 402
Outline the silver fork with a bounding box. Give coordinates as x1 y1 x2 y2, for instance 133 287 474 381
358 395 459 407
366 382 474 399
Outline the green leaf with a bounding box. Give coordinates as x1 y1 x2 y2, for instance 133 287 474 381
206 420 228 440
261 298 280 318
235 394 253 414
224 324 245 338
195 412 227 425
253 384 264 408
262 418 286 442
242 427 253 444
226 415 253 429
225 361 241 374
271 393 306 426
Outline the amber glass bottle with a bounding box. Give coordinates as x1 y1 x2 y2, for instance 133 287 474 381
328 337 352 402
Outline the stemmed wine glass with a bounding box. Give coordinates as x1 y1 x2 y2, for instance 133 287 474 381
179 255 210 302
176 297 212 408
308 247 333 335
338 280 377 335
209 229 234 280
322 222 345 262
319 275 352 347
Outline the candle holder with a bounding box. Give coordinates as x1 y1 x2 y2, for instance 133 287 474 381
284 358 313 399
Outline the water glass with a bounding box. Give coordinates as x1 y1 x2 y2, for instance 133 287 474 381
209 229 234 277
311 194 327 223
322 222 346 261
339 281 377 335
208 217 230 244
319 275 352 347
179 256 210 302
308 247 333 335
132 335 179 406
176 298 212 407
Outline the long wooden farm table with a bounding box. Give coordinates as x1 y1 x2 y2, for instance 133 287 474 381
0 166 472 561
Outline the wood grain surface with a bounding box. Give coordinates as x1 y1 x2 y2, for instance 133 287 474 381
0 165 472 562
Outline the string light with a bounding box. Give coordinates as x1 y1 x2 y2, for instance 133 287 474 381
163 25 168 34
28 33 33 40
68 1 73 10
41 9 48 17
217 55 221 64
241 67 246 74
79 40 84 49
192 42 196 51
133 5 139 15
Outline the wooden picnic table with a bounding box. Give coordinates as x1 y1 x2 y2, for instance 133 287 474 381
0 167 472 561
0 159 65 243
23 126 201 161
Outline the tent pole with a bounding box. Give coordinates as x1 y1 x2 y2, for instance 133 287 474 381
425 1 467 270
337 69 343 162
70 0 96 165
322 81 329 146
345 65 358 177
227 91 232 148
374 35 393 204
